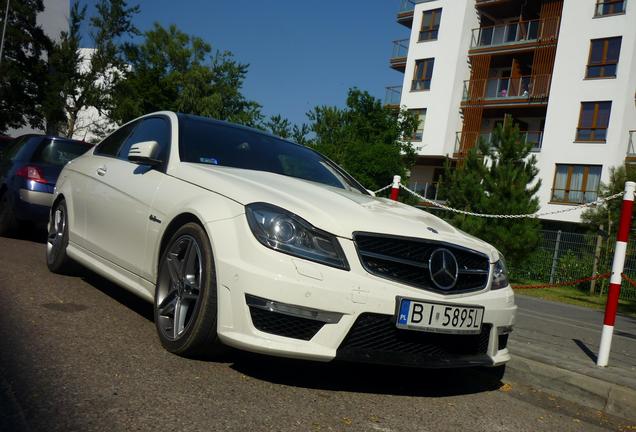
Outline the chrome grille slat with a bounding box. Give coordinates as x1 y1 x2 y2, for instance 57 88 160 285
353 232 490 294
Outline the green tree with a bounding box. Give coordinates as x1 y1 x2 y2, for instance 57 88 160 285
307 89 418 190
109 23 262 127
581 164 636 234
43 0 139 137
441 120 541 265
0 0 49 132
264 114 311 146
265 114 291 138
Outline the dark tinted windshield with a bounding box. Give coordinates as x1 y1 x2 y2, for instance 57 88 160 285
31 139 92 166
178 116 367 193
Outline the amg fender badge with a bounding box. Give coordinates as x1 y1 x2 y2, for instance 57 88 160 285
149 214 162 224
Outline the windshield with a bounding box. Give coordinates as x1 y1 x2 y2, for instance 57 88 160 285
31 139 92 166
178 115 367 194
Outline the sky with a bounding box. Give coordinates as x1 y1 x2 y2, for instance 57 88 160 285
79 0 409 126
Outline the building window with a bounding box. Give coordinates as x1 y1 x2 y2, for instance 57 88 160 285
594 0 626 16
412 59 434 91
586 37 621 78
576 101 611 142
410 109 427 141
419 9 442 41
551 165 602 204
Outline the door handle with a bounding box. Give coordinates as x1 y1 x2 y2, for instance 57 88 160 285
96 166 107 176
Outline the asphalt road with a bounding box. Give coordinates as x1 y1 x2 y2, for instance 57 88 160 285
0 233 632 432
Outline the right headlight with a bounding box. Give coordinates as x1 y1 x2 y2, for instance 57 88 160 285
491 257 509 290
245 202 349 270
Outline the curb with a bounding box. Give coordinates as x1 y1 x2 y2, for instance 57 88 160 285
504 355 636 422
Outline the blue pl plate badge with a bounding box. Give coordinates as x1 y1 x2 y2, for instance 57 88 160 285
200 157 219 165
398 299 410 325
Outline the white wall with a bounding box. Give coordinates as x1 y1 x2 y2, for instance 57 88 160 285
536 0 636 222
39 0 69 42
400 0 478 157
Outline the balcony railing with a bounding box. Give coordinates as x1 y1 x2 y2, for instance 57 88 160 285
595 0 626 16
399 0 436 12
408 181 443 201
454 130 544 154
470 17 560 49
628 131 636 157
462 74 552 102
391 39 409 58
384 86 402 106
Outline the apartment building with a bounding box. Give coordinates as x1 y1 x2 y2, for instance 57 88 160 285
387 0 636 224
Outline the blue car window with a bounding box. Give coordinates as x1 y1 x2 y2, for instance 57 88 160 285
31 139 92 167
3 136 40 162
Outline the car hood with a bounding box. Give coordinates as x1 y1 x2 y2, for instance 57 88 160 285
172 163 499 261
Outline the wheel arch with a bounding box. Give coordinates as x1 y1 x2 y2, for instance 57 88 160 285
157 212 207 272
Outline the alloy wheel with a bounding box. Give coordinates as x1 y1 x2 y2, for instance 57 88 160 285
156 235 203 340
47 205 66 261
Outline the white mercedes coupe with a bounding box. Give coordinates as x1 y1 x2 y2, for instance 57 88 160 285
47 111 516 369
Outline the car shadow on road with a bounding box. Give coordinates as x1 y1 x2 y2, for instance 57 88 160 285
80 269 155 322
5 224 47 244
229 351 503 397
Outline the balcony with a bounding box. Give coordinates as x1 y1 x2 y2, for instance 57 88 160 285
626 131 636 163
462 74 552 106
390 39 409 72
469 17 560 52
397 0 436 27
384 86 402 108
454 130 543 156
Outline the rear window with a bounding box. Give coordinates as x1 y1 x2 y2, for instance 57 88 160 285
1 136 39 162
31 139 92 166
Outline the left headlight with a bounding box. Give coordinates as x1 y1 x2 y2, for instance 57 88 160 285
245 203 349 270
491 256 509 290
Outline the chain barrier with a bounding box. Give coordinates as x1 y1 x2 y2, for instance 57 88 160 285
396 183 623 219
621 272 636 289
511 272 610 290
373 184 393 194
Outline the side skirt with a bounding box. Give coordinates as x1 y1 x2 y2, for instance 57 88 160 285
67 242 155 303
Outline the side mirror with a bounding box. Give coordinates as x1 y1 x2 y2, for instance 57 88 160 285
128 140 162 166
366 189 376 197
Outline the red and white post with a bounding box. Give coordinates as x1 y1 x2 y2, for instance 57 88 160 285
389 175 401 201
597 181 636 367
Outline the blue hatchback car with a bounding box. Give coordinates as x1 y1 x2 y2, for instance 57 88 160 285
0 135 93 234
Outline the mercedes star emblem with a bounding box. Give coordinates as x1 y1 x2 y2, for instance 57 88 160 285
429 248 459 290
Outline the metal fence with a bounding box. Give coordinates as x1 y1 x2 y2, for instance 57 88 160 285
509 229 636 300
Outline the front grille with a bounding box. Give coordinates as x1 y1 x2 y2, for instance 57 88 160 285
354 232 490 294
248 306 325 341
337 313 492 368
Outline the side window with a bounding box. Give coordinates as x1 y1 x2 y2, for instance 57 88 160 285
95 122 137 157
118 117 171 164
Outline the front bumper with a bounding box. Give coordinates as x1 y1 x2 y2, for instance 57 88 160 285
206 215 517 368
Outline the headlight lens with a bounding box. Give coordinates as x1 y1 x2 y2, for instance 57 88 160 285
491 257 509 290
245 203 349 270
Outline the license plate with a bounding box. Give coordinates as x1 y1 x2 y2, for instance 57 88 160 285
396 297 484 334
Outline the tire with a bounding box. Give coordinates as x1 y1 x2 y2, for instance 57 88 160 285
46 199 74 274
0 190 17 236
154 222 224 357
